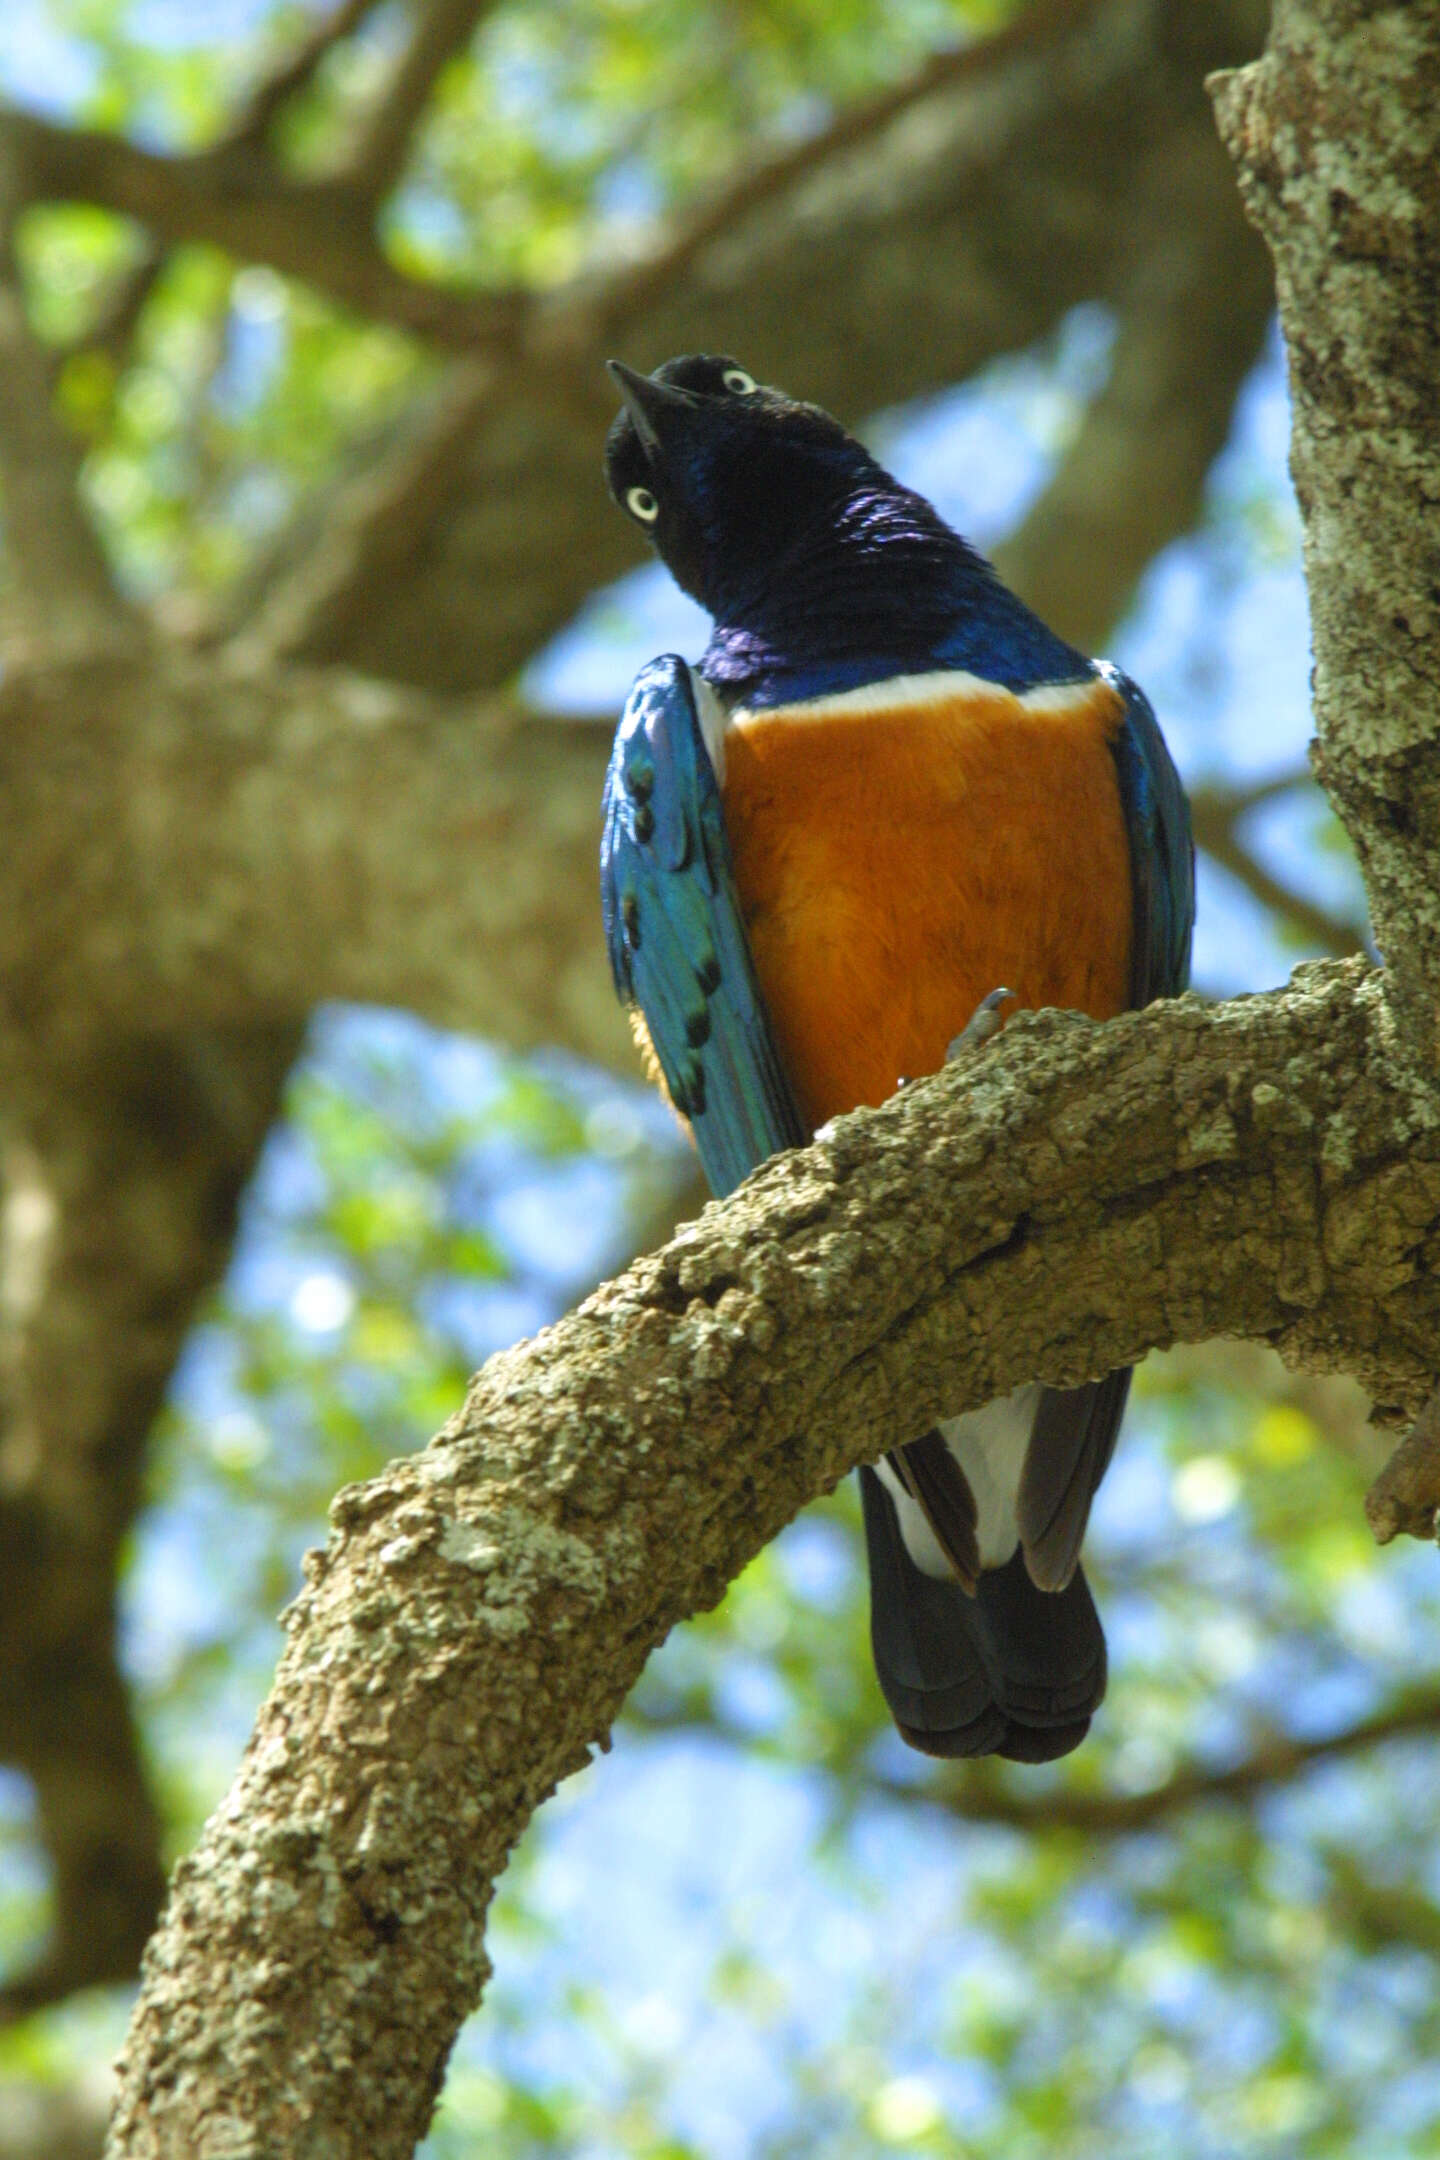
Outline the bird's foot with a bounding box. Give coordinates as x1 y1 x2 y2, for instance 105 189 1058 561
946 988 1017 1062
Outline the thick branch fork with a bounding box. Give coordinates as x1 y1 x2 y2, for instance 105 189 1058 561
107 960 1440 2157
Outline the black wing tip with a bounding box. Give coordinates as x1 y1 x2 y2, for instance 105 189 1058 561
1108 665 1195 1006
862 1472 1108 1764
1018 1371 1133 1593
897 1709 1094 1763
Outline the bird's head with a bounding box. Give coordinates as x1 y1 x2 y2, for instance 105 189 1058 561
604 354 872 619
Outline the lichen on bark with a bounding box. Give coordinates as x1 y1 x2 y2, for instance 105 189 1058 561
94 1 1440 2151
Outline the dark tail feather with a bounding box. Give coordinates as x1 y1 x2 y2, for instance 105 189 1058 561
859 1466 1106 1762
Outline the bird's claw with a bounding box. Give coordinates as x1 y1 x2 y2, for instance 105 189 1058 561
946 988 1017 1062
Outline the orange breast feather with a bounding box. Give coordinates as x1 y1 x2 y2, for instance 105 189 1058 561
720 678 1133 1131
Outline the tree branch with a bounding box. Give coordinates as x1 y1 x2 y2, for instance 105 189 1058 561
1189 782 1369 958
0 125 140 660
54 244 164 373
0 2 1270 693
992 122 1273 649
226 0 391 150
3 108 525 351
0 1023 302 2019
343 0 498 204
1365 1382 1440 1545
1193 768 1313 821
227 0 1270 687
1327 1851 1440 1962
103 961 1440 2154
0 652 1376 1121
1211 4 1440 1059
55 0 388 377
4 0 1112 372
100 6 1440 2143
0 657 626 1065
634 1684 1440 1834
223 358 502 678
917 1689 1440 1834
222 0 1139 670
0 0 1105 374
585 0 1107 343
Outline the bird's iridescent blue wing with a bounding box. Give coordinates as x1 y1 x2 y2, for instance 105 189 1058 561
601 656 808 1198
1011 664 1195 1599
1100 661 1195 1005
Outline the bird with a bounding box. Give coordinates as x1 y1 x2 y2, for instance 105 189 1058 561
599 353 1193 1761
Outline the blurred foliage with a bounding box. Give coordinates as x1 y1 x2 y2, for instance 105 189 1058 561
7 997 1438 2159
16 0 998 601
0 1 1422 2155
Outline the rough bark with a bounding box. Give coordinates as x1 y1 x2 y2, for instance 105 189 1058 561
99 1 1440 2150
103 961 1440 2156
1212 4 1440 1061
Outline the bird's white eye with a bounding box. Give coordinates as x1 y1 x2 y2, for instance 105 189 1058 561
626 485 660 523
721 367 757 395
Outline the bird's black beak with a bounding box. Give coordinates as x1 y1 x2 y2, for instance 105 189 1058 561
606 360 701 462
